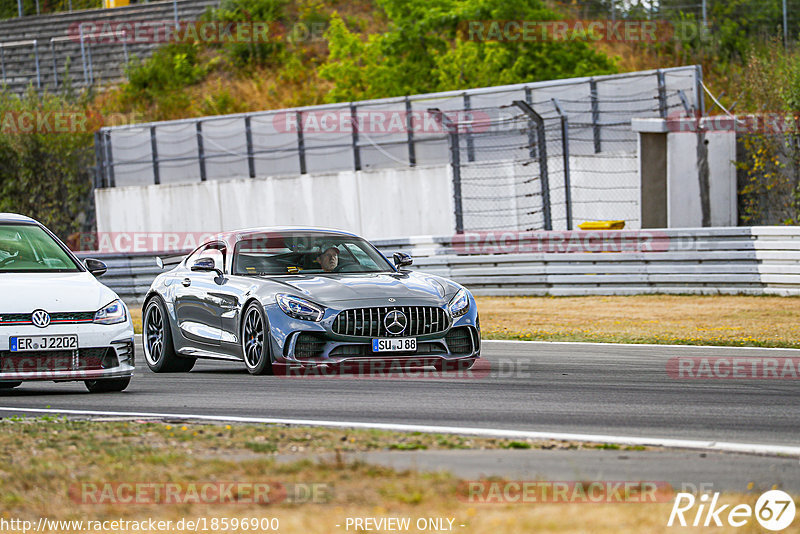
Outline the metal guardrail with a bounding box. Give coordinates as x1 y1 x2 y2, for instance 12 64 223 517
75 227 800 304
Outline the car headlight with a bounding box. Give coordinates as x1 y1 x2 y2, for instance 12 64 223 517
94 299 127 325
448 288 470 318
276 294 325 322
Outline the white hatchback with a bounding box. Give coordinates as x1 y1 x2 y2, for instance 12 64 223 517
0 214 134 392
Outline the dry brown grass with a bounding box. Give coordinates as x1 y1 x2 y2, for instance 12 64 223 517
131 295 800 347
0 419 777 533
478 295 800 347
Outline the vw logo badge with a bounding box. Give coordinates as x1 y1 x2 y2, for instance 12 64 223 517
384 310 408 335
31 309 51 328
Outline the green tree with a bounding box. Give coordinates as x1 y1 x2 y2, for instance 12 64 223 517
320 0 617 102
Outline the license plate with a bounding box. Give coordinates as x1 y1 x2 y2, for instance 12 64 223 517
9 335 78 352
372 338 416 352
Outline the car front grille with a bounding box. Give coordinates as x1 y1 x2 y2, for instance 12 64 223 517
0 311 95 326
0 347 115 372
332 307 449 338
445 327 473 354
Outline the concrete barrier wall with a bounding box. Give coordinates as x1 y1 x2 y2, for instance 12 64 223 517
95 165 456 240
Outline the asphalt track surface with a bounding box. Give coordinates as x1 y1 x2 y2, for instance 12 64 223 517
0 340 798 449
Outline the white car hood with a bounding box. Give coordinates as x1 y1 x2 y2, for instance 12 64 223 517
0 272 117 313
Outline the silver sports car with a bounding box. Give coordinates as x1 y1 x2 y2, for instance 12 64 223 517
142 228 480 375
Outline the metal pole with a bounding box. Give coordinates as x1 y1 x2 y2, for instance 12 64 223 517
513 100 552 231
524 86 536 158
87 36 94 85
33 40 41 90
17 0 22 17
68 0 72 12
94 132 104 189
173 0 179 29
589 79 601 153
296 111 307 174
245 115 255 178
783 0 789 48
463 93 475 162
350 102 361 171
701 0 707 28
150 126 160 185
405 96 416 166
656 69 667 118
0 46 5 84
35 0 39 16
104 130 116 188
196 121 207 181
50 39 57 90
552 98 572 231
428 108 463 234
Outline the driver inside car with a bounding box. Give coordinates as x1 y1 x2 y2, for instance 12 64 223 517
315 247 339 272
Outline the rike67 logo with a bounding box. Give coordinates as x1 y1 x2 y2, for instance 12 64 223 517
668 490 796 531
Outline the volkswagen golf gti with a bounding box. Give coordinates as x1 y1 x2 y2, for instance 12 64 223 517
0 214 134 392
142 227 480 375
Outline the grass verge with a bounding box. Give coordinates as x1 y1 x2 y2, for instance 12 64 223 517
129 295 800 348
0 419 779 533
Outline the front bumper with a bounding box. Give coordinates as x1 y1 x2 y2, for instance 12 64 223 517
265 298 481 369
0 322 135 382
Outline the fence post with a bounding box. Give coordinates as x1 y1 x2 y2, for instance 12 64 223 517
50 39 58 90
87 36 94 86
196 121 207 181
428 108 463 234
350 102 361 171
513 100 552 231
245 115 255 178
296 110 307 174
33 40 41 90
589 78 601 153
524 86 537 158
552 98 573 231
17 0 22 17
173 0 179 29
463 93 475 162
405 96 416 166
104 130 115 188
656 69 667 118
1 46 6 85
694 64 705 116
150 126 160 185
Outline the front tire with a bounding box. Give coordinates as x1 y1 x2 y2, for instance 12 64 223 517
143 297 195 373
85 376 131 393
241 302 273 375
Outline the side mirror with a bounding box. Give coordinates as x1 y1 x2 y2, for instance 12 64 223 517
191 257 223 277
393 252 413 268
84 258 107 277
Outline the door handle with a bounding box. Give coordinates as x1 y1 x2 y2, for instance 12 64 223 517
182 278 191 287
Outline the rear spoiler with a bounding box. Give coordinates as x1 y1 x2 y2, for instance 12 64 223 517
155 253 188 269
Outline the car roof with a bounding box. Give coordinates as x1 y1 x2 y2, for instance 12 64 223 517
0 213 38 224
219 226 361 242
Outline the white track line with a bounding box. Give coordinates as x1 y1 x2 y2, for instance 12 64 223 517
1 406 798 457
481 340 800 352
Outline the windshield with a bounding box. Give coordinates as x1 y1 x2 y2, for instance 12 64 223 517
0 223 81 273
233 232 394 275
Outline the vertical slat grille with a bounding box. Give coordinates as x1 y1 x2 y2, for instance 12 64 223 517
333 307 449 337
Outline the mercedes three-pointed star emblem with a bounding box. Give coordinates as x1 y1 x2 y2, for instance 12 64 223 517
383 310 408 335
